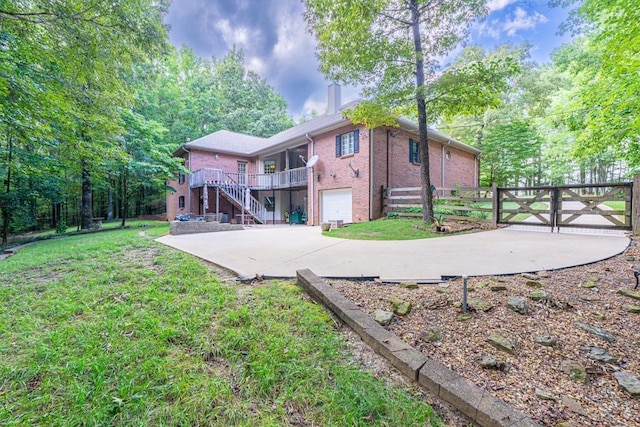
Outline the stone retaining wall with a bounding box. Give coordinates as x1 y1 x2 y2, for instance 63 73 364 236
296 268 540 427
169 221 243 235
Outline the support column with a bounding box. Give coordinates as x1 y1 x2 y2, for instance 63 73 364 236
633 175 640 235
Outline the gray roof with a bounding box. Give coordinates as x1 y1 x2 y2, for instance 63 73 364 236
176 100 480 157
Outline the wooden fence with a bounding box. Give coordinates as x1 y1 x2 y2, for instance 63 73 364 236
384 178 639 234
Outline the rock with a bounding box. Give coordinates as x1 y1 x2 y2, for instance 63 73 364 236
456 314 473 322
490 285 507 292
590 311 606 320
526 280 544 288
399 281 418 289
507 296 528 314
562 396 587 415
389 296 411 316
625 305 640 313
582 280 598 289
535 388 557 401
613 371 640 397
487 332 515 354
529 290 549 301
436 288 449 295
478 354 505 370
374 310 393 326
561 360 589 383
575 322 617 343
538 270 552 278
617 289 640 300
624 255 635 262
373 278 382 284
522 273 539 280
476 282 488 289
420 326 443 343
587 347 617 363
533 333 557 347
468 298 493 312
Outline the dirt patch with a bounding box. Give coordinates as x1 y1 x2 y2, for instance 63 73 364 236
333 238 640 426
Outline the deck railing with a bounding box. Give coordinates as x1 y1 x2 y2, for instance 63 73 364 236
190 167 308 190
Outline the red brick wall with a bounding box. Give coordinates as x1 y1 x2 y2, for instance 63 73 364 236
308 123 371 225
189 150 256 174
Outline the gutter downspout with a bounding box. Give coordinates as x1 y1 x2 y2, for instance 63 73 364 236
305 133 314 225
183 146 192 215
369 128 374 220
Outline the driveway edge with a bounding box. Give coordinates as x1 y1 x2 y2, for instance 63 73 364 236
296 268 541 427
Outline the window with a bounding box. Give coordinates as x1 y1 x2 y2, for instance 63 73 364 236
265 196 275 212
178 172 185 184
178 196 185 209
335 130 360 157
409 139 420 163
264 160 276 174
445 150 451 160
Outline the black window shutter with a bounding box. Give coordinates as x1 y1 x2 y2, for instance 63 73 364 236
354 129 360 153
335 135 341 157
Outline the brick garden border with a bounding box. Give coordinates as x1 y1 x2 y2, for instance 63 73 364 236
296 268 540 427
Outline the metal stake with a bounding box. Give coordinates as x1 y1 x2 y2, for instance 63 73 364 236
462 275 468 312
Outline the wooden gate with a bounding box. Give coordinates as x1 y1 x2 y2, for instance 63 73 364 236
498 182 632 231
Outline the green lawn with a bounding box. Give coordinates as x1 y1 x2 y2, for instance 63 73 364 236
0 223 442 426
323 218 441 240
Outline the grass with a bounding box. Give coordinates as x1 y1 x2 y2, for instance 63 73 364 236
323 218 442 240
602 201 626 211
0 222 442 426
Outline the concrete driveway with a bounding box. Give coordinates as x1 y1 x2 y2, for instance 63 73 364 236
156 225 630 282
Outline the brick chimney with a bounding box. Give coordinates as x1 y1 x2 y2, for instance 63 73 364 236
327 83 341 114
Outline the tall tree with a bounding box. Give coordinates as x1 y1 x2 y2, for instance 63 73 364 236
304 0 514 222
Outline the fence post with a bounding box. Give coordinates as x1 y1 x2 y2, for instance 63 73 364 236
633 175 640 236
491 182 498 229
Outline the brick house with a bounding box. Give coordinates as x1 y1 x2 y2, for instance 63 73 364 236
167 84 481 225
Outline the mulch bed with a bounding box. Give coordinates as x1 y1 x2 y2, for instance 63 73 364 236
333 236 640 426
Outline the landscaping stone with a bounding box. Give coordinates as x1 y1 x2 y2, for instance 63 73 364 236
575 322 617 342
582 280 598 289
585 346 617 363
526 280 544 288
420 326 443 343
478 354 505 370
468 298 493 312
522 273 539 280
561 360 588 383
590 311 606 320
456 314 473 322
625 305 640 313
534 388 557 401
613 371 640 397
374 309 393 326
476 282 488 289
399 281 419 289
389 296 411 316
486 332 515 354
617 289 640 300
562 396 587 415
490 285 507 292
436 288 449 295
507 296 528 314
529 289 549 301
533 333 557 347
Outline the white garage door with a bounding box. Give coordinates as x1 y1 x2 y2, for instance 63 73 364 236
321 188 352 223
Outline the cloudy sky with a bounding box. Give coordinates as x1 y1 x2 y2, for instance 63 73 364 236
165 0 571 119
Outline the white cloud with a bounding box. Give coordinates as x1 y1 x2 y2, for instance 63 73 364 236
503 7 548 36
486 0 517 13
475 20 501 39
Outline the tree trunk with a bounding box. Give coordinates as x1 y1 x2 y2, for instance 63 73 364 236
107 186 113 221
80 160 93 229
1 136 13 245
410 0 433 223
121 168 128 227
